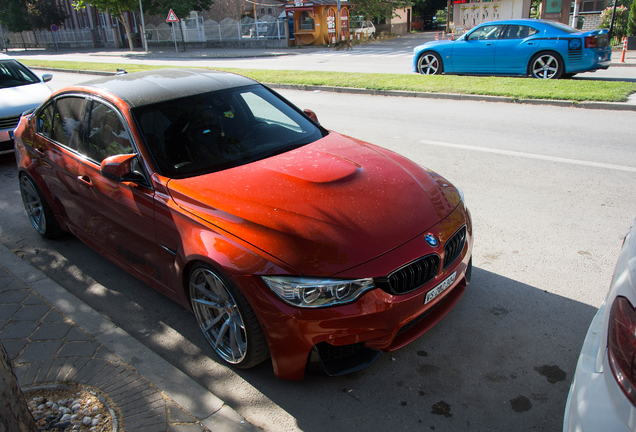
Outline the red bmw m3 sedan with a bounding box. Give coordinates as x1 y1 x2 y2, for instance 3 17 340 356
14 69 472 380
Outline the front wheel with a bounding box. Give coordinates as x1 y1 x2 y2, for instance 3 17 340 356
19 174 64 239
189 264 269 369
528 52 563 79
417 52 443 75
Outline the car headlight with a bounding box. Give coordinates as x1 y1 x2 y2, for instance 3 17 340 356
262 276 375 308
457 187 465 206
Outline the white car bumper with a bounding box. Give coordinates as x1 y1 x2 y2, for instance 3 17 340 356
563 301 632 432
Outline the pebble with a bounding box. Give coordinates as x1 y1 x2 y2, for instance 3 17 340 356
82 417 92 425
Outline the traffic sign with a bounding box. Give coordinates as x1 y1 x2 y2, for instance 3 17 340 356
50 24 58 32
166 9 179 23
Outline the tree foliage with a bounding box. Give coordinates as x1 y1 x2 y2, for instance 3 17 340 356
628 0 636 36
352 0 412 21
0 0 66 32
599 5 629 41
412 0 446 18
142 0 213 22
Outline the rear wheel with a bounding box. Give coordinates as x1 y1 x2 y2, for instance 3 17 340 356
528 52 563 79
189 264 269 368
19 174 64 239
417 52 443 75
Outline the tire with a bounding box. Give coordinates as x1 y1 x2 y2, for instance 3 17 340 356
417 51 443 75
528 52 563 79
19 174 64 239
189 263 269 369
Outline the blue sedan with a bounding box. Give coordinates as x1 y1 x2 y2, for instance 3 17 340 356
412 19 611 79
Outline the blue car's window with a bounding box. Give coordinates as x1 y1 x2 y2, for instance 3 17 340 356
501 25 539 39
543 21 578 33
466 25 503 41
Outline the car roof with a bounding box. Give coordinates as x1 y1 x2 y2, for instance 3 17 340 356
77 68 258 108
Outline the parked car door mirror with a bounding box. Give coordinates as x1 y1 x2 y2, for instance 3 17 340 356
41 74 53 83
303 109 319 124
100 154 142 182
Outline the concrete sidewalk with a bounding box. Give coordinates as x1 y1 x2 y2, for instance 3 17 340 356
0 243 259 432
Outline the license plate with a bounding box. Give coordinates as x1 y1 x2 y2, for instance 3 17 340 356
425 272 456 304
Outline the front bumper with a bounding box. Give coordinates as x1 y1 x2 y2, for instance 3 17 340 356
236 204 473 380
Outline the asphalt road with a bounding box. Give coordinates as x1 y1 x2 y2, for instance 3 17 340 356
2 71 635 431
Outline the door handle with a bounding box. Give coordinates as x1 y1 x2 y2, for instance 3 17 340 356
34 148 44 156
77 175 93 188
486 43 493 46
528 42 534 45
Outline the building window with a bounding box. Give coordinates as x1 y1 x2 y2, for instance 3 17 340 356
299 11 315 30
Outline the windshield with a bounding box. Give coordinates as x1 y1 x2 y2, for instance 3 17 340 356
132 84 327 178
0 60 41 89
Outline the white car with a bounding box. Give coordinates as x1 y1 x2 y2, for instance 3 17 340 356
0 54 52 155
351 20 376 37
564 218 636 431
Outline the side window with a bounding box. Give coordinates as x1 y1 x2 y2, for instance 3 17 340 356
86 101 133 164
502 25 539 39
37 102 54 138
51 97 86 151
467 25 502 41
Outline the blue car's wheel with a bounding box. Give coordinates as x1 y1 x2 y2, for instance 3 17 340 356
529 52 563 79
417 52 443 75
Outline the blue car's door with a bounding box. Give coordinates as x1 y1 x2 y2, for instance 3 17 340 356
495 25 542 73
451 24 504 73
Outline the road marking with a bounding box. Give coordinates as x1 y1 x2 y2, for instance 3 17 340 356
420 139 636 172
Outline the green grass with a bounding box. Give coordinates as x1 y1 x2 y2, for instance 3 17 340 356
18 58 636 103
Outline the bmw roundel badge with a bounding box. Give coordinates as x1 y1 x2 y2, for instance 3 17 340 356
425 234 439 247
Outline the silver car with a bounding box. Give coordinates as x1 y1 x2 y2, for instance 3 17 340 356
564 217 636 431
0 54 52 155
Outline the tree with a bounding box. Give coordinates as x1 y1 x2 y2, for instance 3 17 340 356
350 0 412 21
412 0 447 18
599 4 629 43
628 0 636 36
142 0 213 51
0 344 38 432
29 0 67 30
73 0 140 51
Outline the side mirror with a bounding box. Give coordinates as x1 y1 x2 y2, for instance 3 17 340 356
41 74 53 83
303 109 319 124
100 154 138 182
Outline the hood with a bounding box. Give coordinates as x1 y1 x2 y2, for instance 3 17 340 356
0 82 51 117
167 133 461 275
415 40 455 51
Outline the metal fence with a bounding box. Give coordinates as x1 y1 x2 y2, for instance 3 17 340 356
144 18 286 43
5 28 95 46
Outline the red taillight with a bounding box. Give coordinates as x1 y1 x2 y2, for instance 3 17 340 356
608 296 636 406
585 35 598 48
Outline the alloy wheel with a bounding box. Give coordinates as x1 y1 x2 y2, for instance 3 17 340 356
190 267 247 364
418 54 441 75
19 176 47 235
532 54 559 79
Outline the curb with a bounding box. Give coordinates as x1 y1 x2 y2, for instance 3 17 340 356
0 244 259 432
267 83 636 111
31 67 636 112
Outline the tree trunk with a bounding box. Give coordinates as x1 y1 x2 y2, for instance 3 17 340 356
118 8 135 51
0 344 38 432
